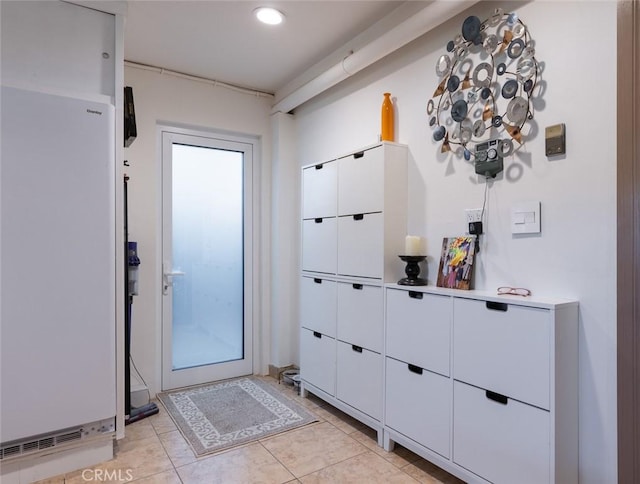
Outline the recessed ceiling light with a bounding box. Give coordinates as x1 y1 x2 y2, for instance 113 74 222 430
254 7 285 26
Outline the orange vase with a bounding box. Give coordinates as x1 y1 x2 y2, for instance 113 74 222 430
381 92 394 142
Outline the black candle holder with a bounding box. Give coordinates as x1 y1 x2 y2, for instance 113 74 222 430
398 255 428 286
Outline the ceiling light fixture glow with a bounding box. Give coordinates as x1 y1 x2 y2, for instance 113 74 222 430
254 7 285 26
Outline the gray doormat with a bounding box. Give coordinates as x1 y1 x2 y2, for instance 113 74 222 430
157 376 317 457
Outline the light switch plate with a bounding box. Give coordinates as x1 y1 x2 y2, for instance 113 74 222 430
511 201 541 234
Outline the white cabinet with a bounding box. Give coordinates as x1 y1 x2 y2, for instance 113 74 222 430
385 288 452 460
302 160 337 220
301 218 337 274
386 288 450 377
0 2 123 481
337 147 384 216
385 357 450 458
336 282 383 353
300 328 336 396
453 381 550 484
383 285 578 484
299 142 408 282
337 213 383 278
300 143 407 444
300 276 337 338
1 1 117 98
336 341 382 420
453 297 550 410
301 159 337 274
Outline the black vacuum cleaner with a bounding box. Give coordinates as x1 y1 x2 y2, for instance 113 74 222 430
124 174 158 425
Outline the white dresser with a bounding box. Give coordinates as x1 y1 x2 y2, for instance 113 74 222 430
299 142 408 444
383 284 579 484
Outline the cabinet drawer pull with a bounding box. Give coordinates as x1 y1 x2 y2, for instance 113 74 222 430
314 218 323 223
407 364 423 375
486 301 508 312
313 278 322 284
485 390 508 405
313 331 322 339
408 291 423 299
352 345 363 353
353 151 364 159
352 283 363 290
315 164 323 170
353 213 364 221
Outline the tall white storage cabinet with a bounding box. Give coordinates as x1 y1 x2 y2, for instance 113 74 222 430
1 2 123 482
383 285 579 484
300 142 407 444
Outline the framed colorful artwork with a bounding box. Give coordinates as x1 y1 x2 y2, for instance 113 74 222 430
436 236 477 290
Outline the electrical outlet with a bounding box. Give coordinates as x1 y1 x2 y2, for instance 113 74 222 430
465 208 483 224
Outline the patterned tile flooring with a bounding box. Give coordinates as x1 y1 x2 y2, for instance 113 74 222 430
36 376 464 483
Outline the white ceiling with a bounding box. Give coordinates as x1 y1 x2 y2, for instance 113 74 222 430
124 1 406 96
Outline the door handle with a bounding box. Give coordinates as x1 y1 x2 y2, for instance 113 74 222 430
163 263 185 294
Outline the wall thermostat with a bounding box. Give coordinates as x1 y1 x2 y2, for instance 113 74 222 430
545 123 566 156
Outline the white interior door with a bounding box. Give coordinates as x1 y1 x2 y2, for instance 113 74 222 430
161 129 253 390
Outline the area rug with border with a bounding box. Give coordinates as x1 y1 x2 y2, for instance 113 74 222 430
157 376 317 457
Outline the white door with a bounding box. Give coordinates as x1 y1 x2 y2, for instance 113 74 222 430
161 128 253 390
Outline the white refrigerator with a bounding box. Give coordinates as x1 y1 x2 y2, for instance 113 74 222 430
0 86 116 454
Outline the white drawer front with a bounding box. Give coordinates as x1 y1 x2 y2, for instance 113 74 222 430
336 282 382 352
336 341 382 420
300 276 337 337
453 381 550 484
337 146 383 216
453 298 550 409
337 213 383 278
386 289 450 376
385 357 450 458
302 161 337 219
300 328 336 396
302 217 337 274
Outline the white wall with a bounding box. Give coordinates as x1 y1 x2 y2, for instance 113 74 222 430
123 66 273 395
270 113 300 368
292 1 617 483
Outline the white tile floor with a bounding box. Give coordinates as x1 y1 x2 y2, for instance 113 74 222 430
36 376 465 484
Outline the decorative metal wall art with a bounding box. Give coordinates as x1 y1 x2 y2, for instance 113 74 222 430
428 9 541 164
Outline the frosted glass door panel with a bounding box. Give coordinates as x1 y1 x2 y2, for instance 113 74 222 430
162 129 253 390
171 144 243 369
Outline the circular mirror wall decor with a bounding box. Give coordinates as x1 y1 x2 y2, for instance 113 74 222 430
428 9 541 160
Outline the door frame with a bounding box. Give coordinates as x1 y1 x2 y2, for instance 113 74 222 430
157 123 262 390
617 1 639 482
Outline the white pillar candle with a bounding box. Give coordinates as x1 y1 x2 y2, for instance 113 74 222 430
405 235 425 256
